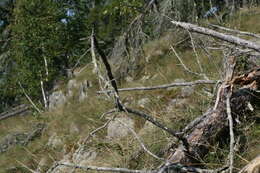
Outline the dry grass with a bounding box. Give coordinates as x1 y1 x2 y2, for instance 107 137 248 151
0 7 259 173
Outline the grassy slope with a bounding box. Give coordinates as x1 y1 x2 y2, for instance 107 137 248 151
0 7 259 173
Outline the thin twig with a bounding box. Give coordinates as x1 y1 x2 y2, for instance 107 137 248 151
71 48 90 73
40 80 48 109
18 82 42 114
117 119 165 161
226 91 235 173
91 29 98 74
187 31 205 75
83 113 116 144
170 45 204 77
16 160 38 173
124 107 188 148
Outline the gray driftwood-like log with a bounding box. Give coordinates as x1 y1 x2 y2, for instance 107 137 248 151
171 21 260 52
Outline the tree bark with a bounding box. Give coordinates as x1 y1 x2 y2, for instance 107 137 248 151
166 69 260 165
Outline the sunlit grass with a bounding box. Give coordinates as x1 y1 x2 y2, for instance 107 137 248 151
0 7 259 172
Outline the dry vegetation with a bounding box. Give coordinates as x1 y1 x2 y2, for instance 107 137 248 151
0 7 260 173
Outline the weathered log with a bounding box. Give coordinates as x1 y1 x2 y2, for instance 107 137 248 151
166 73 260 166
171 21 260 52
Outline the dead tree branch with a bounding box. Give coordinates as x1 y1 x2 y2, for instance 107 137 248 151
92 31 188 148
0 104 30 121
208 24 260 39
57 162 224 173
55 162 155 173
165 56 260 165
97 80 218 94
227 91 235 173
18 82 42 114
170 45 203 77
167 86 260 164
171 21 260 52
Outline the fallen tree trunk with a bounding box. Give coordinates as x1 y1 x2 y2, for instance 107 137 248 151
171 21 260 52
166 68 260 167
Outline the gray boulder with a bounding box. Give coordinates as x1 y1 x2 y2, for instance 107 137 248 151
181 86 195 98
107 115 135 139
72 147 97 165
48 91 66 110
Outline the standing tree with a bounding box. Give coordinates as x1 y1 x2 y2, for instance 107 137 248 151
10 0 88 107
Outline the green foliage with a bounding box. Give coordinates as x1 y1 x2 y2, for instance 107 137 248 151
9 0 88 102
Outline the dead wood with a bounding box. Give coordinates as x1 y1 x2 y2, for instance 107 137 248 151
92 32 189 146
239 155 260 173
0 104 30 121
208 24 260 39
166 70 260 165
97 80 217 94
171 21 260 52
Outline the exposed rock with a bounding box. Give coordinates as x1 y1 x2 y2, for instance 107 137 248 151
67 79 77 97
49 79 92 110
0 123 45 153
248 54 260 67
72 147 97 165
69 122 80 134
107 115 135 139
47 133 63 148
181 86 195 98
138 121 155 136
167 98 188 112
174 78 186 83
137 98 151 108
125 76 134 82
141 75 151 81
78 80 91 102
36 157 50 172
48 91 66 110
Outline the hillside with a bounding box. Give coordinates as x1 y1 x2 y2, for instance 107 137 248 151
0 4 260 173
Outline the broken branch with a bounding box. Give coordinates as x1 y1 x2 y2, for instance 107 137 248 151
97 80 218 94
208 24 260 39
171 21 260 52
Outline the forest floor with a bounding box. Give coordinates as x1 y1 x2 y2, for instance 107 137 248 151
0 7 259 173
